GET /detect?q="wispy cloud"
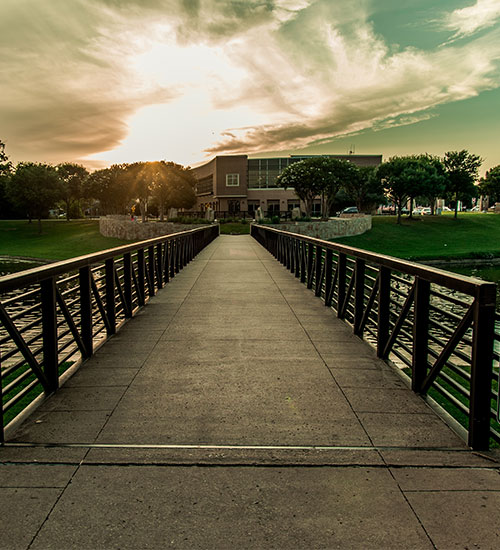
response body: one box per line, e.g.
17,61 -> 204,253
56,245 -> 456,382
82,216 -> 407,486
1,0 -> 500,167
443,0 -> 500,40
207,1 -> 500,155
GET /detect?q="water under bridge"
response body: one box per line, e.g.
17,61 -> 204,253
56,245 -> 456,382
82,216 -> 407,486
0,230 -> 499,549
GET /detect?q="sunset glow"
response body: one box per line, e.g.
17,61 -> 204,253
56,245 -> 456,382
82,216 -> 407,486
1,0 -> 500,172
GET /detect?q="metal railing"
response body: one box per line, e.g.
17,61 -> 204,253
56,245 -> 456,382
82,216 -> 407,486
252,224 -> 498,450
0,224 -> 219,440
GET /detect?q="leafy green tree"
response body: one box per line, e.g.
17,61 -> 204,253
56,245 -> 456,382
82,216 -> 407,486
84,164 -> 132,215
6,162 -> 62,233
56,163 -> 89,221
376,157 -> 414,224
0,140 -> 14,218
479,165 -> 500,204
277,159 -> 324,216
342,166 -> 385,213
277,157 -> 357,217
126,162 -> 150,222
404,154 -> 446,217
0,140 -> 12,179
443,150 -> 482,218
149,161 -> 196,221
417,155 -> 447,215
377,155 -> 447,222
317,158 -> 360,218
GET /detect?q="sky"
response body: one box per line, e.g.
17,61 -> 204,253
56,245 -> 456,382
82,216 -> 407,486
1,0 -> 500,174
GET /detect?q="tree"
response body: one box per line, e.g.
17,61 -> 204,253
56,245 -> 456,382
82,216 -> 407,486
342,165 -> 385,213
6,162 -> 62,233
56,163 -> 89,221
376,157 -> 414,224
416,155 -> 447,215
276,159 -> 323,216
0,140 -> 14,218
149,161 -> 196,221
84,164 -> 133,215
443,150 -> 482,218
403,154 -> 446,217
127,162 -> 150,222
277,157 -> 356,217
479,165 -> 500,204
317,158 -> 359,218
0,140 -> 12,179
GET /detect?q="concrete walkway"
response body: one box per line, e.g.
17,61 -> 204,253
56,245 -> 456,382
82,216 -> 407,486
1,235 -> 500,549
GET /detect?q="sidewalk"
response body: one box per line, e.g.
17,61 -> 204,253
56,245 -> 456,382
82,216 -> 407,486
1,235 -> 499,549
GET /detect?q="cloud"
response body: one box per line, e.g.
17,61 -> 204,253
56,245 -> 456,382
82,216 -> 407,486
206,0 -> 500,155
1,0 -> 500,168
443,0 -> 500,40
0,0 -> 178,164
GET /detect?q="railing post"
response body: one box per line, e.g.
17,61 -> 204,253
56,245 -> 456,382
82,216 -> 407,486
0,367 -> 3,443
148,245 -> 155,297
290,238 -> 295,274
468,282 -> 496,450
175,239 -> 180,273
314,245 -> 322,297
41,277 -> 59,392
337,253 -> 347,316
170,241 -> 176,279
137,249 -> 145,306
123,253 -> 133,318
156,243 -> 163,289
412,278 -> 430,392
79,266 -> 93,358
164,241 -> 170,284
353,259 -> 365,335
300,241 -> 306,283
294,240 -> 300,278
307,243 -> 314,289
377,266 -> 391,358
324,249 -> 333,306
105,259 -> 116,336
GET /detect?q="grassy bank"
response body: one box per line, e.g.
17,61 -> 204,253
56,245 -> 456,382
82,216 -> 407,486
0,219 -> 131,261
332,213 -> 500,260
219,221 -> 250,235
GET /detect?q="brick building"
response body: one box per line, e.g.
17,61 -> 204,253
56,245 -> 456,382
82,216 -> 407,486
191,154 -> 382,216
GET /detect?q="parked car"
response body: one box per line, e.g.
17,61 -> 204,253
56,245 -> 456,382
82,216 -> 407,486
412,207 -> 423,215
341,206 -> 359,214
421,207 -> 432,215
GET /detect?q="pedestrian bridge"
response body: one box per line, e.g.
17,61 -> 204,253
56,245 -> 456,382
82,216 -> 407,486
0,231 -> 499,549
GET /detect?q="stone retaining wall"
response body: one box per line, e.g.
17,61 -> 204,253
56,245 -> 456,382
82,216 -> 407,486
263,215 -> 371,240
99,215 -> 210,240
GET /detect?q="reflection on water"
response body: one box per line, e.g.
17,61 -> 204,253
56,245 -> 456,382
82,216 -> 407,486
0,257 -> 46,277
445,263 -> 500,306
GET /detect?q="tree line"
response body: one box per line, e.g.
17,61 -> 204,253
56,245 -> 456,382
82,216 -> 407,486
277,151 -> 500,223
0,140 -> 197,233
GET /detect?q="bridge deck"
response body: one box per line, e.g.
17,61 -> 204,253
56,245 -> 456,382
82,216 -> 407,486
1,235 -> 499,549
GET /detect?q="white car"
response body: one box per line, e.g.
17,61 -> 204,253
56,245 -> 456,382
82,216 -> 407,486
421,207 -> 432,215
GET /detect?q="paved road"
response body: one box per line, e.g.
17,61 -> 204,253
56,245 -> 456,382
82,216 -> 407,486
1,235 -> 500,549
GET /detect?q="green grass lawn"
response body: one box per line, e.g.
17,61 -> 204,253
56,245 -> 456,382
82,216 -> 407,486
0,219 -> 131,261
219,222 -> 250,235
332,213 -> 500,260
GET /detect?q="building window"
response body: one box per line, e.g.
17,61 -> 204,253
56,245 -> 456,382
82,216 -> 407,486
267,200 -> 280,215
226,173 -> 240,187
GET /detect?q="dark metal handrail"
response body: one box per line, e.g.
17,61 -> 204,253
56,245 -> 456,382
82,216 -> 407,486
0,224 -> 219,439
251,223 -> 498,451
